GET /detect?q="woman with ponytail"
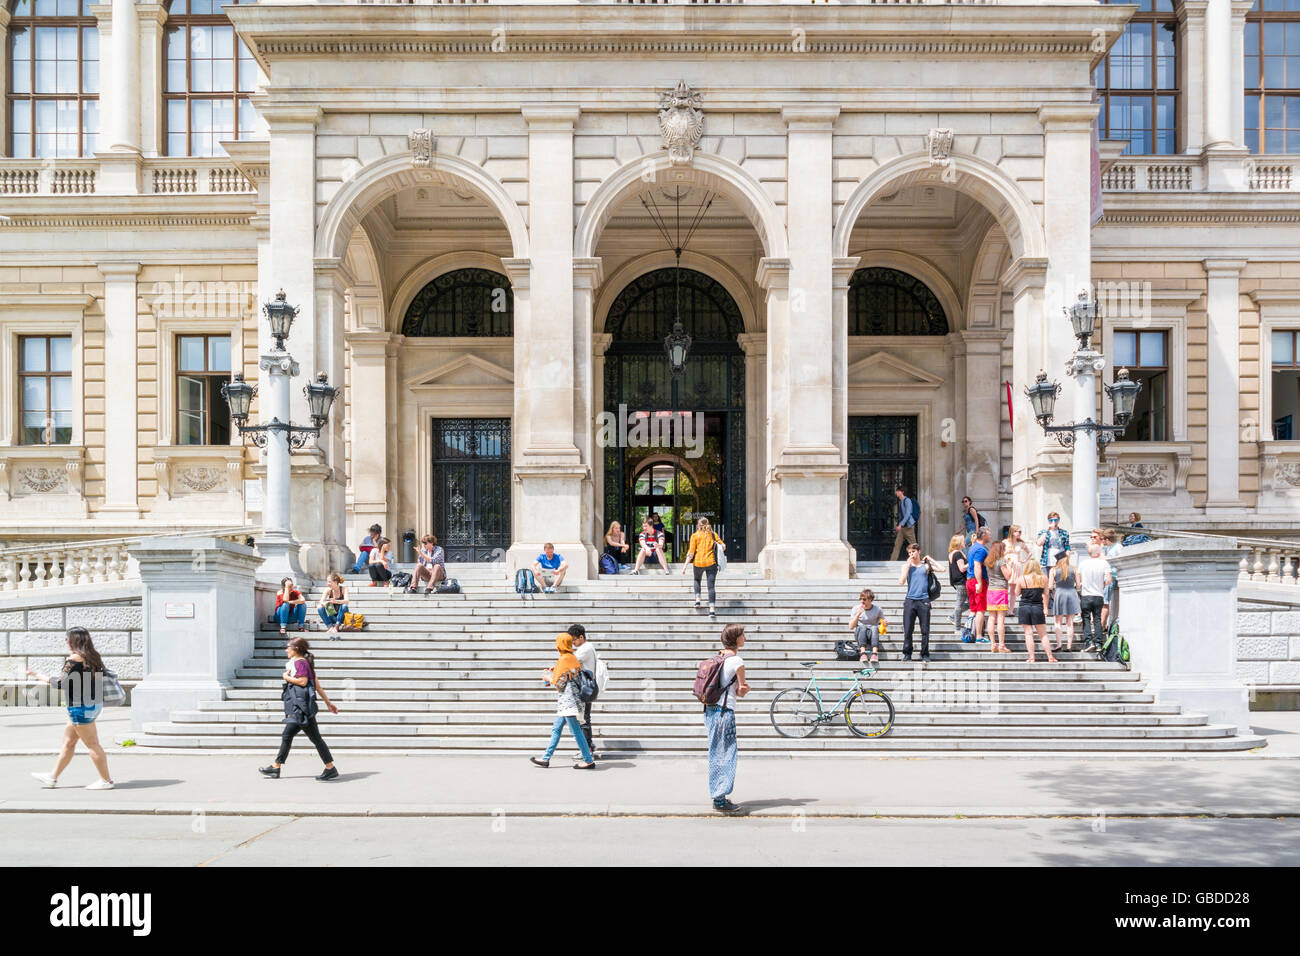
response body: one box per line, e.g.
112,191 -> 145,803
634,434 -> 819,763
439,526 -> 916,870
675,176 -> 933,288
259,636 -> 340,780
26,627 -> 115,790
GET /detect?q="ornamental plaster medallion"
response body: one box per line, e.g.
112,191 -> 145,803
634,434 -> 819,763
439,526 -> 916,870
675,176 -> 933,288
409,129 -> 434,168
927,128 -> 954,165
17,467 -> 67,493
176,467 -> 226,494
659,81 -> 704,167
1118,463 -> 1168,489
1276,462 -> 1300,488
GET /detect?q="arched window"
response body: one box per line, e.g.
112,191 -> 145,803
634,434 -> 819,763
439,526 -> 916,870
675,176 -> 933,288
401,269 -> 513,337
848,268 -> 949,336
6,0 -> 99,158
605,267 -> 743,343
163,0 -> 261,156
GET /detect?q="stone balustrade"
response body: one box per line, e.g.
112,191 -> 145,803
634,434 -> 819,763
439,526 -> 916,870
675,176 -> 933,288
0,159 -> 252,198
1239,543 -> 1300,589
1101,155 -> 1296,193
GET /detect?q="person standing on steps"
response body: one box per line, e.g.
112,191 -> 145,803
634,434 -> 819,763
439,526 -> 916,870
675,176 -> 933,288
27,627 -> 115,790
983,540 -> 1012,654
570,624 -> 600,760
1036,512 -> 1070,570
1015,561 -> 1055,663
849,588 -> 886,664
946,533 -> 969,632
682,516 -> 725,617
966,527 -> 991,644
1049,550 -> 1080,652
530,633 -> 596,769
1077,541 -> 1113,654
260,637 -> 340,781
275,576 -> 307,634
889,486 -> 918,561
317,572 -> 350,637
959,496 -> 984,548
898,543 -> 938,662
706,623 -> 749,814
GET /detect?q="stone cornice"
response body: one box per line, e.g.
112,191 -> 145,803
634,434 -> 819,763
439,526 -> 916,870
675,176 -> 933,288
0,212 -> 254,230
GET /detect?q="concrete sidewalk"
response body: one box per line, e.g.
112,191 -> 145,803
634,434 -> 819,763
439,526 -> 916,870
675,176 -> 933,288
3,715 -> 1300,819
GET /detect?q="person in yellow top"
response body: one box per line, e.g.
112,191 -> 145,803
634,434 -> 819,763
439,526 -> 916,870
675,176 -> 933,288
681,516 -> 726,617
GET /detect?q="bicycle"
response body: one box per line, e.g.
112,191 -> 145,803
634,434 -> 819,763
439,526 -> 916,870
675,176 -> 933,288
769,662 -> 895,739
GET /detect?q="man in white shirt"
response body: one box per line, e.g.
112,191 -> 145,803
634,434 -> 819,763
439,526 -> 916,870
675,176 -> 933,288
569,624 -> 600,759
1077,543 -> 1112,653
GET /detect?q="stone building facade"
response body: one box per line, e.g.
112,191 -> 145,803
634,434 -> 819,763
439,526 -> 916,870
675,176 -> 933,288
1,0 -> 1298,580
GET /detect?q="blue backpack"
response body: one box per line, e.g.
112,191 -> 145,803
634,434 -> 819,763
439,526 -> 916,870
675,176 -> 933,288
514,568 -> 538,598
599,553 -> 619,575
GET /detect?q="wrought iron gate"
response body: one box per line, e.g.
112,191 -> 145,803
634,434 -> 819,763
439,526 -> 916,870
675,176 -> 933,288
847,415 -> 918,561
431,418 -> 511,562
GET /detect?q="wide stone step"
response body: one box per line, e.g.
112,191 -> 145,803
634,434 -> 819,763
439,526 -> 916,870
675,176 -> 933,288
222,686 -> 1156,702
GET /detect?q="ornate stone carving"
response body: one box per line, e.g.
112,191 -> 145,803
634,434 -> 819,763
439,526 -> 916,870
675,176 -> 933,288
1277,462 -> 1300,488
1118,463 -> 1169,489
17,467 -> 68,494
409,128 -> 434,168
927,128 -> 954,165
176,467 -> 227,494
658,81 -> 703,167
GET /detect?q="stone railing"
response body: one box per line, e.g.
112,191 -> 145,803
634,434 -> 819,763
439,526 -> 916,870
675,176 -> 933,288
1113,525 -> 1300,592
1247,161 -> 1294,191
0,160 -> 98,195
147,159 -> 254,195
0,526 -> 258,594
1101,159 -> 1201,192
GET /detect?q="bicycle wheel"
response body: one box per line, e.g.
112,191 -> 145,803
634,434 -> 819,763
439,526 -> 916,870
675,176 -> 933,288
845,688 -> 895,738
770,688 -> 821,738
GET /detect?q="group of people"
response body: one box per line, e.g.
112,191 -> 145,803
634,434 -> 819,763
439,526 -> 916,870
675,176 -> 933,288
352,524 -> 448,595
603,511 -> 675,575
605,516 -> 726,615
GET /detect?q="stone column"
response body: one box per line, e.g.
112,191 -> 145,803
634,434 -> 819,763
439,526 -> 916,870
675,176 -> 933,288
0,6 -> 10,151
1202,0 -> 1251,188
136,2 -> 167,157
1177,1 -> 1207,153
591,331 -> 612,541
1230,0 -> 1255,150
346,330 -> 395,552
831,256 -> 858,557
737,332 -> 768,562
97,0 -> 142,193
308,257 -> 351,576
505,107 -> 593,578
957,329 -> 1006,525
573,257 -> 604,554
128,536 -> 263,731
1108,538 -> 1254,737
98,261 -> 141,519
1204,258 -> 1247,510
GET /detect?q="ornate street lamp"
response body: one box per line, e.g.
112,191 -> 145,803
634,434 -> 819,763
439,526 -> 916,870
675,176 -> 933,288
220,373 -> 256,428
264,289 -> 298,351
1106,367 -> 1141,428
665,318 -> 692,377
305,371 -> 340,429
1066,289 -> 1098,349
1025,370 -> 1061,426
642,185 -> 713,378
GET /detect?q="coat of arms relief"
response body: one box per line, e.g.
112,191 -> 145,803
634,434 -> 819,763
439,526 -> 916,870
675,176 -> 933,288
659,81 -> 704,167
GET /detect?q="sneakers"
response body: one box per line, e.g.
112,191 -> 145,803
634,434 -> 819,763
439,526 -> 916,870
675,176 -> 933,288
85,779 -> 115,790
708,605 -> 716,618
258,765 -> 281,778
529,756 -> 550,768
694,599 -> 701,608
316,766 -> 340,781
31,772 -> 57,788
543,586 -> 556,594
920,654 -> 932,663
663,568 -> 672,575
901,654 -> 913,662
712,798 -> 742,814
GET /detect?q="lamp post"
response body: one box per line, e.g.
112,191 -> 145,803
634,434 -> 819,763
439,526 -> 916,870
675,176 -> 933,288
1026,290 -> 1141,546
221,290 -> 338,580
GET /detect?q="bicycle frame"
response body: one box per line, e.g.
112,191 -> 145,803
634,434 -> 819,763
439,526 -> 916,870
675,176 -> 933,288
803,666 -> 875,720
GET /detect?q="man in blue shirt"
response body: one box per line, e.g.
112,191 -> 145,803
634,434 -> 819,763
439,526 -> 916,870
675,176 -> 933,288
532,543 -> 568,593
889,486 -> 918,561
965,527 -> 991,643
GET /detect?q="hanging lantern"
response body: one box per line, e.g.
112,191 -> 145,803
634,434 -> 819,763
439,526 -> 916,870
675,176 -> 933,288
1066,289 -> 1098,349
263,289 -> 299,350
304,371 -> 339,428
1025,370 -> 1061,424
665,319 -> 692,377
220,373 -> 256,426
1106,366 -> 1142,428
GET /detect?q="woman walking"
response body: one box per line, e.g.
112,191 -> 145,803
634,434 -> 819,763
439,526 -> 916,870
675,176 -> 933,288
946,533 -> 968,632
275,577 -> 307,635
316,572 -> 350,637
1049,550 -> 1081,651
259,637 -> 340,780
682,516 -> 726,618
530,633 -> 596,769
26,628 -> 115,790
1016,561 -> 1055,663
983,541 -> 1012,653
367,536 -> 394,587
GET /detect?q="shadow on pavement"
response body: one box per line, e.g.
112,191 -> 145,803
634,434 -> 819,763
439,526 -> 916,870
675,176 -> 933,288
102,779 -> 185,790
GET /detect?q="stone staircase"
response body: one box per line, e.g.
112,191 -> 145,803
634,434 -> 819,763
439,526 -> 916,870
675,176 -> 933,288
131,562 -> 1265,754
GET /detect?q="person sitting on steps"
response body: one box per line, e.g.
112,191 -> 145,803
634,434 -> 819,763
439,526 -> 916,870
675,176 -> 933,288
409,534 -> 446,595
849,588 -> 886,665
367,537 -> 394,588
533,543 -> 568,593
632,518 -> 670,575
275,577 -> 307,635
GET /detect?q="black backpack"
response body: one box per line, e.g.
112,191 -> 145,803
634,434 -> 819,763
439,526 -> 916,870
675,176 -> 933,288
572,668 -> 599,703
434,578 -> 461,594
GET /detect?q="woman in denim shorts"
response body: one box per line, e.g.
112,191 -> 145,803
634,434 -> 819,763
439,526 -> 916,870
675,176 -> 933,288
26,627 -> 115,790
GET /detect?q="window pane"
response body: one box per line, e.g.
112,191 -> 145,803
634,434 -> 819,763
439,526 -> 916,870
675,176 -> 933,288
48,336 -> 71,371
178,410 -> 203,446
22,414 -> 48,445
1139,331 -> 1166,366
178,376 -> 206,445
1149,371 -> 1168,441
208,379 -> 231,445
179,336 -> 206,371
22,377 -> 48,416
1114,332 -> 1137,367
22,337 -> 47,372
50,375 -> 72,412
208,336 -> 231,372
1275,330 -> 1296,366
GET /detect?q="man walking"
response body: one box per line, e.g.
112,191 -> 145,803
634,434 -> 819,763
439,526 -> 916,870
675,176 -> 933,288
705,623 -> 748,814
569,624 -> 600,759
890,486 -> 918,561
1077,542 -> 1113,653
966,527 -> 991,643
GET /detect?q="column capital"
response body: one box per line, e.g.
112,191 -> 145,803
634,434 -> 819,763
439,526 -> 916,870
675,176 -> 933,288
136,1 -> 168,28
782,105 -> 840,131
592,332 -> 613,355
521,106 -> 580,131
0,6 -> 10,29
96,260 -> 142,279
345,329 -> 396,359
756,257 -> 791,291
832,256 -> 861,289
314,256 -> 355,290
501,257 -> 531,290
88,3 -> 111,27
1230,0 -> 1254,19
1000,256 -> 1049,296
257,104 -> 323,132
736,332 -> 767,357
1176,0 -> 1208,22
1038,105 -> 1099,132
573,257 -> 604,290
1203,257 -> 1248,275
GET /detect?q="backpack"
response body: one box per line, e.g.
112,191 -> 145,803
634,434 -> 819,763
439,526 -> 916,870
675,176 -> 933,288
514,568 -> 538,598
692,653 -> 735,706
595,658 -> 610,694
391,571 -> 412,589
959,611 -> 976,643
909,496 -> 920,525
572,668 -> 599,703
599,553 -> 619,575
1100,622 -> 1130,666
434,578 -> 461,594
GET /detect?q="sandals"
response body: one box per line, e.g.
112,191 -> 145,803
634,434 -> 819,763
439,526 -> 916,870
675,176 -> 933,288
279,627 -> 287,635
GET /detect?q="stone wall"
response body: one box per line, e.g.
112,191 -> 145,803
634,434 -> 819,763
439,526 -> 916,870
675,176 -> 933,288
1237,598 -> 1300,708
0,594 -> 143,706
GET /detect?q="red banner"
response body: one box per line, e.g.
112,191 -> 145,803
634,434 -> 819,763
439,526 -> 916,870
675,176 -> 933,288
1005,380 -> 1014,430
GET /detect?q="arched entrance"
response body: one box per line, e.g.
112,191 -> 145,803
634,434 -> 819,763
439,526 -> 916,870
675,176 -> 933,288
602,267 -> 745,562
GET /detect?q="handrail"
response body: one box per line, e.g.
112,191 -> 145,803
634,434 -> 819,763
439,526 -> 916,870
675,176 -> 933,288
0,526 -> 258,559
1109,524 -> 1300,551
1109,524 -> 1300,589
